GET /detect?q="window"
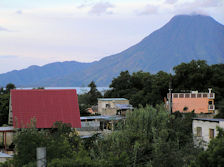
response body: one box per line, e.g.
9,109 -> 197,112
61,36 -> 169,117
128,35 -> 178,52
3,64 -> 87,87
196,127 -> 202,137
208,101 -> 213,105
209,129 -> 214,139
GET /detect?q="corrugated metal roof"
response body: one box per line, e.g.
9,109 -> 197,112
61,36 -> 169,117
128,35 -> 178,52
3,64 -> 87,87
115,104 -> 133,110
11,89 -> 81,128
193,118 -> 224,122
98,98 -> 127,101
80,115 -> 125,121
0,127 -> 14,131
0,152 -> 12,158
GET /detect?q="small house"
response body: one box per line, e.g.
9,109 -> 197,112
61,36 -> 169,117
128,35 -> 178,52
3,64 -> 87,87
167,88 -> 215,114
97,98 -> 133,116
192,118 -> 224,148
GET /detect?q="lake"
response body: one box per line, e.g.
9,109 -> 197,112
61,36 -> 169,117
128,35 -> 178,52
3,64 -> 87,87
16,87 -> 110,95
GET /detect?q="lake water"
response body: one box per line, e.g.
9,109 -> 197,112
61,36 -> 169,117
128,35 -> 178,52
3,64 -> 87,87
16,87 -> 110,95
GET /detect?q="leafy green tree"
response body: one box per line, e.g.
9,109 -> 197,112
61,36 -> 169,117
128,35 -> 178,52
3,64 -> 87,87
214,99 -> 224,118
13,127 -> 49,166
209,64 -> 224,106
13,121 -> 79,166
0,83 -> 16,125
5,83 -> 16,93
87,81 -> 102,105
0,93 -> 10,126
78,81 -> 102,116
92,105 -> 199,167
194,127 -> 224,167
173,60 -> 212,92
104,70 -> 170,107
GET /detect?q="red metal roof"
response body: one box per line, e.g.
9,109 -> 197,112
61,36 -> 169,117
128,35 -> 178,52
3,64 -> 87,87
11,89 -> 81,128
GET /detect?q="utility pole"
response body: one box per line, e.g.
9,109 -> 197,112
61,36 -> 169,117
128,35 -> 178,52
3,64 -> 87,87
37,147 -> 46,167
168,80 -> 172,114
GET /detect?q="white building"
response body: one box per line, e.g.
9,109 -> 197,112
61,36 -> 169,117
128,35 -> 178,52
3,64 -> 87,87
192,118 -> 224,148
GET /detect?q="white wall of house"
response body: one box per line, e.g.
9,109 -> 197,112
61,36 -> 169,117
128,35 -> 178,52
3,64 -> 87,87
192,119 -> 224,148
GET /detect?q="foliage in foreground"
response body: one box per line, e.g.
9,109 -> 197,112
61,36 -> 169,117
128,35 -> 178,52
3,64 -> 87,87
192,127 -> 224,167
91,106 -> 200,167
7,105 -> 224,167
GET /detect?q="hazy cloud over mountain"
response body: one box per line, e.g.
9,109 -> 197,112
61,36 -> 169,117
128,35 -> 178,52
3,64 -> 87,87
137,4 -> 159,15
88,2 -> 115,15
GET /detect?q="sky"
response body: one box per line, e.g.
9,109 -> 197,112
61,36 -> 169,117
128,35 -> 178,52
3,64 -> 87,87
0,0 -> 224,73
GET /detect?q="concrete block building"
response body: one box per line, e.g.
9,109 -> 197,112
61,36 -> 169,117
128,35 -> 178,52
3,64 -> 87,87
97,98 -> 133,116
167,89 -> 215,114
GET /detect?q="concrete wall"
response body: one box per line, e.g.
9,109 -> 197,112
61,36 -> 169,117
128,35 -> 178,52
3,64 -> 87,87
77,121 -> 100,131
100,108 -> 117,116
172,97 -> 211,114
0,132 -> 14,147
98,100 -> 129,115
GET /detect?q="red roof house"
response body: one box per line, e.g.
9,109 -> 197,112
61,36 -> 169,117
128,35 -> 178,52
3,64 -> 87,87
9,89 -> 81,128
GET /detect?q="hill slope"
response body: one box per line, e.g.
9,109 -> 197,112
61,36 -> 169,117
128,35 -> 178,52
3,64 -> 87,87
0,14 -> 223,87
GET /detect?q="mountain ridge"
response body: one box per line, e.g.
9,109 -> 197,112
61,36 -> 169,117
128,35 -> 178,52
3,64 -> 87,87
0,14 -> 223,87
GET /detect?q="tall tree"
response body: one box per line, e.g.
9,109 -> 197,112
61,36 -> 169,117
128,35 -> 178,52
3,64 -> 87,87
173,60 -> 212,92
87,81 -> 102,105
5,83 -> 16,93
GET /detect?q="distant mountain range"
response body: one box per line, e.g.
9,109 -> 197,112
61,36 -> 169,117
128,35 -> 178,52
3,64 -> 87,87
0,14 -> 224,87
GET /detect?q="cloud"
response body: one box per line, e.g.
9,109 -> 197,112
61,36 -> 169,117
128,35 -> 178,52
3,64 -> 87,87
0,26 -> 9,32
88,2 -> 115,15
0,55 -> 18,59
16,10 -> 23,15
172,0 -> 223,15
137,4 -> 159,15
165,0 -> 178,4
199,0 -> 222,7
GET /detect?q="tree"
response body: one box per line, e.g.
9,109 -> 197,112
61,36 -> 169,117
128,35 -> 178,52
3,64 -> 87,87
209,64 -> 224,106
87,81 -> 102,105
104,70 -> 170,107
0,93 -> 10,126
173,60 -> 212,92
194,127 -> 224,167
92,105 -> 200,167
214,99 -> 224,118
13,122 -> 79,166
5,83 -> 16,93
78,81 -> 102,116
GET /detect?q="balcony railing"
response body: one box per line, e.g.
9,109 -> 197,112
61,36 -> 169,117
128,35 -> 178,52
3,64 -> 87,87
208,93 -> 215,99
208,105 -> 215,110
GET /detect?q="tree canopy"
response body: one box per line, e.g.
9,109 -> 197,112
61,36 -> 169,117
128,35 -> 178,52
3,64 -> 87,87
104,60 -> 224,111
